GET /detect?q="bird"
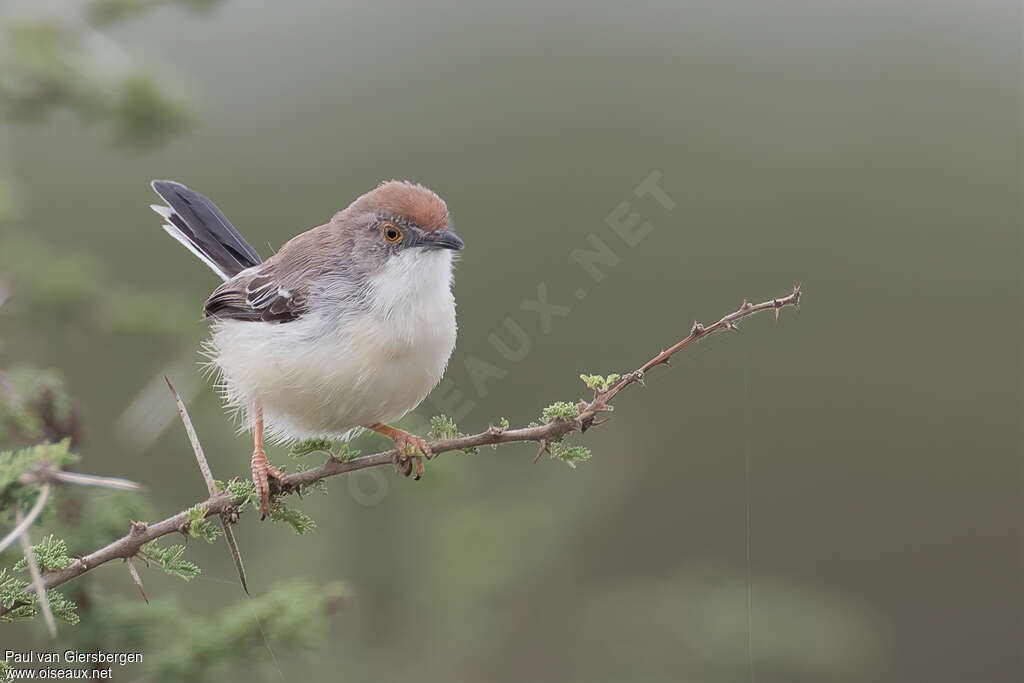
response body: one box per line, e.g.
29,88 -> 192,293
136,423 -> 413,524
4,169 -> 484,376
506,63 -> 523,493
149,179 -> 463,517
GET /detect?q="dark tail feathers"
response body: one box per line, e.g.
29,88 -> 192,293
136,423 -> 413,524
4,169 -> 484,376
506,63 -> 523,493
150,180 -> 262,281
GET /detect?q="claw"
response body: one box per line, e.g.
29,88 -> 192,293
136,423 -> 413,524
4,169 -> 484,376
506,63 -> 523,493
365,423 -> 432,480
251,448 -> 286,520
395,433 -> 431,480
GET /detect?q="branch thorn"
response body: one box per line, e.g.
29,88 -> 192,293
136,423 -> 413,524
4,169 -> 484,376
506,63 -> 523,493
125,558 -> 149,604
533,439 -> 550,463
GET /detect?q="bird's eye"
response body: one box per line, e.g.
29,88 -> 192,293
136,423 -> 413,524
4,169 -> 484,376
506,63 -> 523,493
382,223 -> 403,244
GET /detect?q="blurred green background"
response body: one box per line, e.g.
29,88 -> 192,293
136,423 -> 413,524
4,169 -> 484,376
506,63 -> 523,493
1,1 -> 1020,681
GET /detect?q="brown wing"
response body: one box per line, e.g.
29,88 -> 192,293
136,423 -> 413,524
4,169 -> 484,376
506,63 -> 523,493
204,267 -> 309,323
203,222 -> 343,324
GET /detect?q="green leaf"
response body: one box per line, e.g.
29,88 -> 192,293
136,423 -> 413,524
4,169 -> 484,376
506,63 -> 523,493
289,437 -> 358,463
12,534 -> 72,572
333,443 -> 360,462
428,414 -> 478,453
267,501 -> 316,535
139,542 -> 199,581
0,568 -> 78,624
183,504 -> 221,543
548,442 -> 592,469
225,479 -> 258,512
288,437 -> 334,459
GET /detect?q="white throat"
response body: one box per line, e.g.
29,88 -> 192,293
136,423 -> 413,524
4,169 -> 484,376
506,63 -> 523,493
365,248 -> 456,323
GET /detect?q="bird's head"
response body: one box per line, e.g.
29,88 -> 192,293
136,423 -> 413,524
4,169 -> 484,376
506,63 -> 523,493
334,180 -> 462,273
329,181 -> 462,314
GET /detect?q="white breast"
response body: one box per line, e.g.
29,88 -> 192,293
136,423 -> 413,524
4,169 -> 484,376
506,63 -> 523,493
208,249 -> 457,443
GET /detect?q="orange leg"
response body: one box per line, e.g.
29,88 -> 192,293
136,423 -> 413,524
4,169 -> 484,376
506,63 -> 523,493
251,405 -> 285,519
363,423 -> 432,479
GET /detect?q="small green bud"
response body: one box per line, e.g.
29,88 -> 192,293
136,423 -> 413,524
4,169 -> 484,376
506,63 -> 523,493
428,414 -> 460,440
541,401 -> 580,423
579,373 -> 621,392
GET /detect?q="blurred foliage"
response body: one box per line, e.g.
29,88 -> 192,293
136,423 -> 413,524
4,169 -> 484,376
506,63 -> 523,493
0,4 -> 346,678
0,377 -> 343,676
0,22 -> 191,148
0,567 -> 80,624
0,367 -> 80,448
0,230 -> 196,338
0,441 -> 79,516
88,0 -> 223,27
0,443 -> 86,627
0,180 -> 16,223
0,0 -> 224,148
63,578 -> 351,683
565,569 -> 887,681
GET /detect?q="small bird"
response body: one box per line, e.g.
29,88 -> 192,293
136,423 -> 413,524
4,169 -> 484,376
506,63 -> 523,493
150,179 -> 463,517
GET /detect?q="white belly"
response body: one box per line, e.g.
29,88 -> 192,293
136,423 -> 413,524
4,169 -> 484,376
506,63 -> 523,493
207,251 -> 457,442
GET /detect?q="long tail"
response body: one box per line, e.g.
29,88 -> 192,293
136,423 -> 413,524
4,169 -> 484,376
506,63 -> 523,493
150,180 -> 262,281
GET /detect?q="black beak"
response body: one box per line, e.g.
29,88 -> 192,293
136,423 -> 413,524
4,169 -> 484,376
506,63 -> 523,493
423,230 -> 464,251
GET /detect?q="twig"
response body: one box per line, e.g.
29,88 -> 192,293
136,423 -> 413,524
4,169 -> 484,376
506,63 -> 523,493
595,286 -> 801,407
0,286 -> 800,616
166,378 -> 249,594
0,482 -> 52,555
166,377 -> 217,491
15,510 -> 56,638
36,469 -> 143,492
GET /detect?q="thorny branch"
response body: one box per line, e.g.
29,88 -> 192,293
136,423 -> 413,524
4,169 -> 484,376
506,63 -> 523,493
0,285 -> 801,617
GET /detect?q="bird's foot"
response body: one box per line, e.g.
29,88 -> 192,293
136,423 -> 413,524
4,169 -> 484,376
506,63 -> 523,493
364,423 -> 432,480
395,431 -> 432,480
251,447 -> 286,519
